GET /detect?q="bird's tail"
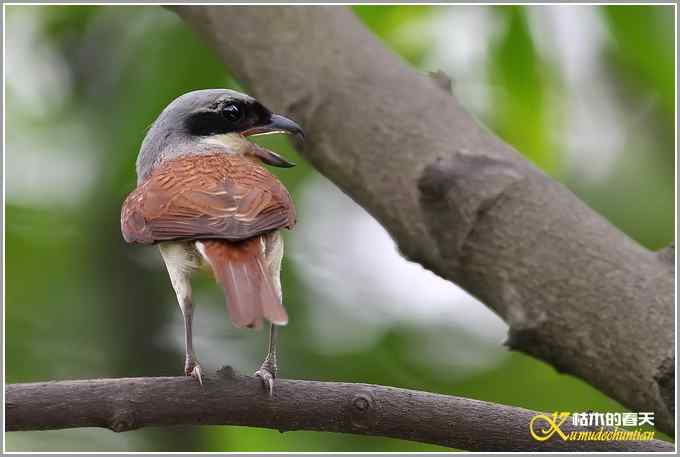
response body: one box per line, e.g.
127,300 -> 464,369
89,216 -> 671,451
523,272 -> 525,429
197,238 -> 288,329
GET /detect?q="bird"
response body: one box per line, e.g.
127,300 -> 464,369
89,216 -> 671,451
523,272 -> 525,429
120,89 -> 303,394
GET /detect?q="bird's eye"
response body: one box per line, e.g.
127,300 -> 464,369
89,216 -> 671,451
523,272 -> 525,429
222,103 -> 244,122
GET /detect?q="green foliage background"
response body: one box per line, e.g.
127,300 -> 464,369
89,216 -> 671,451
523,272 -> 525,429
5,5 -> 675,452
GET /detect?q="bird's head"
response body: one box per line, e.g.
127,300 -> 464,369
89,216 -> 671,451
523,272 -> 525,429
137,89 -> 303,181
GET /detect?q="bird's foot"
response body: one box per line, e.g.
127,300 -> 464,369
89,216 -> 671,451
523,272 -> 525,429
255,359 -> 277,397
185,360 -> 203,386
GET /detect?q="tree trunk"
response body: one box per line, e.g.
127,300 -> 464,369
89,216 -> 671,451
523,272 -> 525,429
171,5 -> 675,435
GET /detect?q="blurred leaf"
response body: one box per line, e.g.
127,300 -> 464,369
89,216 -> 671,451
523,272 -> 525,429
353,5 -> 434,65
488,6 -> 558,175
602,6 -> 675,118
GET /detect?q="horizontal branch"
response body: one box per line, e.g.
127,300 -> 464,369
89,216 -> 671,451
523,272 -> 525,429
172,6 -> 675,435
5,371 -> 673,452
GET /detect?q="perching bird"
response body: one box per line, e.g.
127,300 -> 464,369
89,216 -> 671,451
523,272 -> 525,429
120,89 -> 302,394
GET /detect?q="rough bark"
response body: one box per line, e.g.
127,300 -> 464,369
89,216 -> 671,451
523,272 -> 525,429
5,371 -> 674,452
171,6 -> 675,435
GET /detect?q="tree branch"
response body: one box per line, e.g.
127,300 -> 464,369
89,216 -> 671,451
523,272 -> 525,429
5,371 -> 673,451
171,6 -> 675,435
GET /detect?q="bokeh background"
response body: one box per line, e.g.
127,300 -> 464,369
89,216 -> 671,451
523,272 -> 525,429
5,4 -> 675,452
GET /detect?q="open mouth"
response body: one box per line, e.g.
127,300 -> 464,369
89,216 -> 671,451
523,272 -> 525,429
243,128 -> 290,137
242,114 -> 304,140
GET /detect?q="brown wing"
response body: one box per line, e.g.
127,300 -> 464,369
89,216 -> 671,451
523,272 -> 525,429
121,153 -> 296,244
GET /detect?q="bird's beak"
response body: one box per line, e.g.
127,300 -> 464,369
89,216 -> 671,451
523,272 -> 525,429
243,114 -> 305,140
243,114 -> 303,168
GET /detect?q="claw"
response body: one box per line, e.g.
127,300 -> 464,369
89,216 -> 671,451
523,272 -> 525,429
186,362 -> 203,387
255,368 -> 275,397
192,364 -> 204,386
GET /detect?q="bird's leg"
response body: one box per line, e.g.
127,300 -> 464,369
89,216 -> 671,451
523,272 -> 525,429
159,243 -> 203,386
181,299 -> 203,386
255,323 -> 278,396
255,232 -> 285,396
